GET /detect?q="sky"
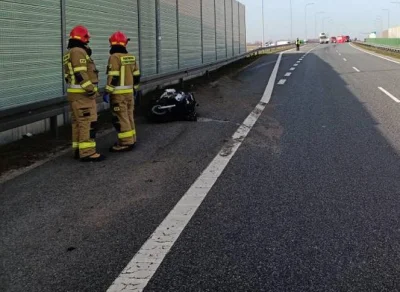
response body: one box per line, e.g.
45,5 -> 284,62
239,0 -> 400,43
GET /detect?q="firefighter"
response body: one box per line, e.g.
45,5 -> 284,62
296,38 -> 300,51
63,25 -> 105,162
103,31 -> 141,152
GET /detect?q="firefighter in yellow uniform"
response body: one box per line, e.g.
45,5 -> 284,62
103,31 -> 141,152
63,25 -> 105,162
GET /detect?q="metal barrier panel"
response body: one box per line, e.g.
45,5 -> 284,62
65,0 -> 139,89
225,0 -> 233,58
202,0 -> 217,64
178,0 -> 202,69
159,0 -> 178,73
232,0 -> 240,55
0,0 -> 63,110
239,3 -> 246,53
215,0 -> 226,60
139,0 -> 157,76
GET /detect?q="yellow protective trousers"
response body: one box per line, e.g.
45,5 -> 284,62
110,94 -> 136,146
68,94 -> 98,158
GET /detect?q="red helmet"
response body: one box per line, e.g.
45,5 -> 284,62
109,31 -> 130,47
69,25 -> 90,43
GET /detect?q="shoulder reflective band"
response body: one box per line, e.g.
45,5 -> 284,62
79,142 -> 96,149
63,54 -> 70,65
120,56 -> 136,65
73,66 -> 87,72
108,71 -> 120,76
118,130 -> 136,139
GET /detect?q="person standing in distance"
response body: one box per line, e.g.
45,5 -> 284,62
63,25 -> 105,162
103,31 -> 141,152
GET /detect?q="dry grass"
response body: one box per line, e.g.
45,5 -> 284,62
354,42 -> 400,60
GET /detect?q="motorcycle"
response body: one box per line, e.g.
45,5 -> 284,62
148,89 -> 198,123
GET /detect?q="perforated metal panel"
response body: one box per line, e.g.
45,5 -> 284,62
159,0 -> 178,73
202,0 -> 216,64
232,0 -> 240,55
239,3 -> 246,53
0,0 -> 62,110
215,0 -> 226,60
178,0 -> 202,69
225,0 -> 233,58
66,0 -> 139,88
139,0 -> 157,76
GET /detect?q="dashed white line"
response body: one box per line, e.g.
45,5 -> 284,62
294,64 -> 298,67
106,47 -> 290,292
343,58 -> 347,61
297,61 -> 301,63
338,53 -> 342,56
284,72 -> 292,77
352,67 -> 360,72
378,87 -> 400,103
277,79 -> 287,85
290,67 -> 296,71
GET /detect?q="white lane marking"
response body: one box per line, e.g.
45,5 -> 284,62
338,53 -> 342,56
297,60 -> 301,63
106,47 -> 293,292
352,67 -> 360,72
294,64 -> 299,67
277,79 -> 287,85
350,43 -> 400,65
290,67 -> 296,71
284,72 -> 292,77
343,58 -> 347,62
378,87 -> 400,103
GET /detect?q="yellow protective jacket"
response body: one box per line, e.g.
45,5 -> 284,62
105,53 -> 141,95
63,47 -> 99,96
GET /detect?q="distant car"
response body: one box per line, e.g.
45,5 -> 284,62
330,36 -> 337,43
345,36 -> 350,42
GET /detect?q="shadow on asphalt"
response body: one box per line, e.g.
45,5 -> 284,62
144,51 -> 400,291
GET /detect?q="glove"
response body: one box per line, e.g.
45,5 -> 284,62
103,92 -> 110,103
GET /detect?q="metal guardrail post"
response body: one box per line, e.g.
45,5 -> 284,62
200,0 -> 204,64
155,0 -> 161,74
176,0 -> 180,69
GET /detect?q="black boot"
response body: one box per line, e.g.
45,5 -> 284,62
74,149 -> 79,160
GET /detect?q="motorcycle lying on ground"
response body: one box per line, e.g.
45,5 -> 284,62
148,89 -> 198,123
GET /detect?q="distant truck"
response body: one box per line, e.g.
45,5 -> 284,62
319,32 -> 329,44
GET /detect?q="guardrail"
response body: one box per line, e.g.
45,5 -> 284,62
0,43 -> 293,136
355,41 -> 400,53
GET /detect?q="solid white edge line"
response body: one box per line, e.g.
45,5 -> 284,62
352,67 -> 360,72
277,79 -> 287,85
350,43 -> 400,65
107,45 -> 301,292
378,87 -> 400,103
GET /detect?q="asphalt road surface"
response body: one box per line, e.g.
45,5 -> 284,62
2,43 -> 400,292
